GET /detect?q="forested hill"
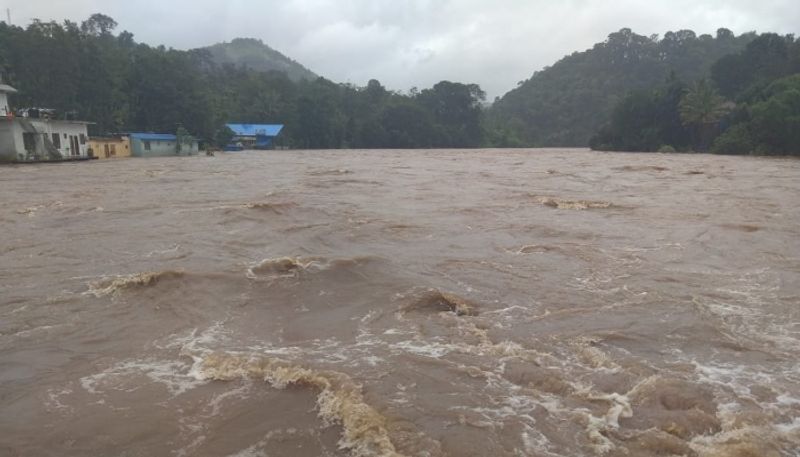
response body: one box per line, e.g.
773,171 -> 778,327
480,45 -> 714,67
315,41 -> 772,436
589,33 -> 800,156
1,15 -> 793,153
0,14 -> 486,149
488,28 -> 756,147
200,38 -> 317,82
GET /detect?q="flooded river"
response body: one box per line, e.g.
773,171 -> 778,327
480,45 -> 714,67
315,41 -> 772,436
1,149 -> 799,457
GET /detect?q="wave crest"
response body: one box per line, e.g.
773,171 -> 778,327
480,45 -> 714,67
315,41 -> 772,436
197,353 -> 406,457
246,257 -> 318,279
242,202 -> 297,213
533,195 -> 614,210
400,290 -> 478,316
87,270 -> 185,297
246,256 -> 378,280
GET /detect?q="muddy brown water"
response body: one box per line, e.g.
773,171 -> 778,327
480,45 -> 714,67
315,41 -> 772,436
1,149 -> 798,457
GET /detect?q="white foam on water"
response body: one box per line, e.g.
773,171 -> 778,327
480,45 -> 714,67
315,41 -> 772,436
175,434 -> 208,457
519,424 -> 557,457
392,339 -> 452,358
691,360 -> 777,400
245,256 -> 326,280
80,358 -> 204,397
776,417 -> 800,434
225,443 -> 269,457
12,324 -> 63,338
208,381 -> 253,417
45,386 -> 74,412
144,244 -> 181,257
776,394 -> 800,406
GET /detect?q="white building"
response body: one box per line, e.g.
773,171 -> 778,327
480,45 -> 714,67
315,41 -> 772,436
0,81 -> 92,163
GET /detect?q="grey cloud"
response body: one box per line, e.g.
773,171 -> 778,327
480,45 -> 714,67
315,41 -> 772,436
5,0 -> 798,98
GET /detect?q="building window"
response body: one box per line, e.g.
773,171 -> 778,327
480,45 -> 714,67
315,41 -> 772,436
23,133 -> 36,152
63,133 -> 67,139
79,134 -> 86,145
104,144 -> 110,158
110,144 -> 116,156
144,141 -> 151,151
51,133 -> 61,149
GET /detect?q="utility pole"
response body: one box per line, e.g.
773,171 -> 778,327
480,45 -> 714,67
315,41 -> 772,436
5,9 -> 10,25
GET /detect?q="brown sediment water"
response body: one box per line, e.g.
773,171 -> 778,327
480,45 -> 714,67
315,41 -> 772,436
1,148 -> 799,456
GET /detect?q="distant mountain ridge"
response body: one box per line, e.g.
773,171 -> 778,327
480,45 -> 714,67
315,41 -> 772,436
200,38 -> 317,82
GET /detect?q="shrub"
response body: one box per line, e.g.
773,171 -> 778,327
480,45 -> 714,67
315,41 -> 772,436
711,124 -> 754,154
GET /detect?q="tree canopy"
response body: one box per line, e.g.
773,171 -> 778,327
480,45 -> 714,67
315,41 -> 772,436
590,33 -> 800,155
489,28 -> 755,147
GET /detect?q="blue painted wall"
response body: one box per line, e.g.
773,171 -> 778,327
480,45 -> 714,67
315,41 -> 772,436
129,133 -> 199,157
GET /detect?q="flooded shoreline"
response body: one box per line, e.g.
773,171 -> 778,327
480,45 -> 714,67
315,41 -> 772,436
1,148 -> 799,456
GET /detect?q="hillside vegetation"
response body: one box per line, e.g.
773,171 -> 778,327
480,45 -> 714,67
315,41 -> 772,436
1,14 -> 796,154
590,34 -> 800,155
488,28 -> 755,147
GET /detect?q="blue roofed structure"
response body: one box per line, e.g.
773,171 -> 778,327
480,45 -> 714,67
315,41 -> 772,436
225,123 -> 284,150
129,133 -> 179,142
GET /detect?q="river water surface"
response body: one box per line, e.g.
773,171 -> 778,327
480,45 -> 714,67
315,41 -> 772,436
1,149 -> 799,457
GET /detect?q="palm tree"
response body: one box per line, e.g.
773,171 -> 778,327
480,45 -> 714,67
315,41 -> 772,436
679,79 -> 730,151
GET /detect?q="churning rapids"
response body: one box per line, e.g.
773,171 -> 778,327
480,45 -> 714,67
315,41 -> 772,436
1,149 -> 799,457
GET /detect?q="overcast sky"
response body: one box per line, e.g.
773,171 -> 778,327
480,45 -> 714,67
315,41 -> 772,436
4,0 -> 798,98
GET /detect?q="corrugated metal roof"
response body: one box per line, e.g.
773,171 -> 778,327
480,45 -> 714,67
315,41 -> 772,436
129,133 -> 178,141
226,124 -> 284,137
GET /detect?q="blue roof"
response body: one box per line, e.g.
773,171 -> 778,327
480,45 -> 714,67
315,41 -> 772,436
129,133 -> 178,141
226,124 -> 284,137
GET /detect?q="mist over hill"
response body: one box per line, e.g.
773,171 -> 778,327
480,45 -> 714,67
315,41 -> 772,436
199,38 -> 318,81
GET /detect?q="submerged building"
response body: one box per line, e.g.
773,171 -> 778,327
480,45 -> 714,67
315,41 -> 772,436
225,124 -> 283,150
88,136 -> 131,159
0,81 -> 92,163
129,133 -> 199,157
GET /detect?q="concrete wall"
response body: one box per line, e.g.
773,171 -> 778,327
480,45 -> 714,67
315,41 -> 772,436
29,120 -> 90,158
0,93 -> 9,117
89,137 -> 131,159
0,119 -> 20,162
130,138 -> 199,157
0,119 -> 90,162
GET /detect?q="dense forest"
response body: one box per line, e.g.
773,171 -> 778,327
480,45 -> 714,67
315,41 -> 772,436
0,14 -> 485,148
0,14 -> 797,154
488,28 -> 757,147
589,34 -> 800,155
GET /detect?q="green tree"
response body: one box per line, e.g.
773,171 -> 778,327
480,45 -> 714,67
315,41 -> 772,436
589,76 -> 691,152
175,126 -> 191,154
712,33 -> 799,99
679,79 -> 729,150
80,14 -> 117,36
713,74 -> 800,155
418,81 -> 485,147
213,125 -> 235,148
